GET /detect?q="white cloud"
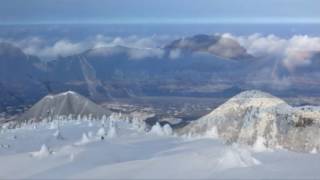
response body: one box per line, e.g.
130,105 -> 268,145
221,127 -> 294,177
0,35 -> 172,60
39,40 -> 85,58
208,36 -> 246,59
2,33 -> 320,68
228,34 -> 320,71
169,49 -> 181,59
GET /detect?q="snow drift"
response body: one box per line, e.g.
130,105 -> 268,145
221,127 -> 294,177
179,90 -> 320,152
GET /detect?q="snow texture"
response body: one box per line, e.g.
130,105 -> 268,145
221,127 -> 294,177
1,118 -> 320,179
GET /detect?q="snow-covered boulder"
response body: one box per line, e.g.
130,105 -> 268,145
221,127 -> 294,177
179,90 -> 320,152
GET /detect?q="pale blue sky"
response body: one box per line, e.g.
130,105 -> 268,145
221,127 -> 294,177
0,0 -> 319,24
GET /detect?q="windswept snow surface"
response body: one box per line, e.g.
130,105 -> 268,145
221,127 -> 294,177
1,119 -> 320,179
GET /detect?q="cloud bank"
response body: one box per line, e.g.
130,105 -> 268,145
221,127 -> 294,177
0,35 -> 172,60
226,33 -> 320,71
1,33 -> 320,71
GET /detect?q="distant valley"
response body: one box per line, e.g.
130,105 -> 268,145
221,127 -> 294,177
1,34 -> 320,118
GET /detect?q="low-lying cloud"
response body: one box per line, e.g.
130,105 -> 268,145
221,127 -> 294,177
225,33 -> 320,71
1,33 -> 320,71
0,35 -> 172,60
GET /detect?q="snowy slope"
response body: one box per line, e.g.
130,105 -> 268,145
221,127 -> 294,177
179,90 -> 320,152
1,117 -> 320,179
17,91 -> 111,123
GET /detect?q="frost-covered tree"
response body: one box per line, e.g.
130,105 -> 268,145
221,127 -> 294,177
77,114 -> 82,121
101,115 -> 107,126
149,122 -> 163,136
149,123 -> 173,136
53,129 -> 64,140
32,144 -> 50,158
163,124 -> 173,136
88,121 -> 93,127
97,127 -> 106,137
75,133 -> 90,145
107,119 -> 118,138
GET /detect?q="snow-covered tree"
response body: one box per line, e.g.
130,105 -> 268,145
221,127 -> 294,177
149,122 -> 163,136
101,115 -> 107,126
32,144 -> 50,158
88,121 -> 93,127
107,119 -> 118,138
96,127 -> 106,137
75,133 -> 90,145
163,124 -> 173,136
149,123 -> 173,136
53,129 -> 64,140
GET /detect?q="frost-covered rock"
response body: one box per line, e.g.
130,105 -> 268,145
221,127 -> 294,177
179,90 -> 320,153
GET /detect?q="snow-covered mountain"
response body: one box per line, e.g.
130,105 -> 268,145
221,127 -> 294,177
17,91 -> 111,123
179,90 -> 320,152
164,34 -> 252,60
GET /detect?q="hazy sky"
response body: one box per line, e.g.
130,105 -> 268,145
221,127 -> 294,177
1,0 -> 320,24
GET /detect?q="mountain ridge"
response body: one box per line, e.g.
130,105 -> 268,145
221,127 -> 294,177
179,90 -> 320,152
17,91 -> 111,123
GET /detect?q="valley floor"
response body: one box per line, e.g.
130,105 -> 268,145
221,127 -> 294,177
1,120 -> 320,179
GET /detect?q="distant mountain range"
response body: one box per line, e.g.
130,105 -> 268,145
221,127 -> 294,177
164,34 -> 252,60
1,34 -> 320,114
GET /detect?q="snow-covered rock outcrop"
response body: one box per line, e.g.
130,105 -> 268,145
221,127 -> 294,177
18,91 -> 111,123
179,90 -> 320,152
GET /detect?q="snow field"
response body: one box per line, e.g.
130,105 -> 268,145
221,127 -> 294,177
1,117 -> 320,179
